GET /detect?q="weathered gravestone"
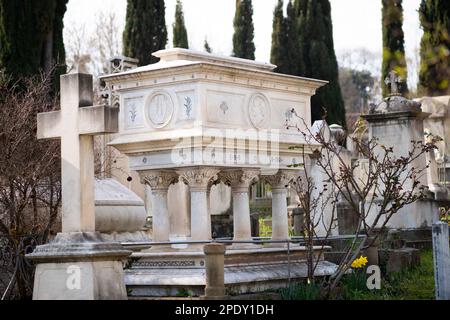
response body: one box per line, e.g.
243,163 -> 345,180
362,71 -> 439,229
26,74 -> 131,300
432,221 -> 450,300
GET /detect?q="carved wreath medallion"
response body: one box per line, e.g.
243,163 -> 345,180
146,91 -> 174,128
248,93 -> 270,130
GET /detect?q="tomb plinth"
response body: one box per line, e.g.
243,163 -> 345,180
362,71 -> 439,229
100,48 -> 337,297
27,73 -> 131,300
28,232 -> 130,300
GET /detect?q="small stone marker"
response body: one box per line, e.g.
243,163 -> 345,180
432,221 -> 450,300
384,70 -> 402,95
203,243 -> 227,300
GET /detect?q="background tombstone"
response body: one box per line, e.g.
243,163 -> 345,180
27,73 -> 131,300
362,71 -> 438,229
432,221 -> 450,300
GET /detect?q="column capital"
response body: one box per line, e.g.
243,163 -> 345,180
178,167 -> 220,192
139,170 -> 178,192
263,170 -> 297,190
219,169 -> 260,192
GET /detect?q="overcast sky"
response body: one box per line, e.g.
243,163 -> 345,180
65,0 -> 422,86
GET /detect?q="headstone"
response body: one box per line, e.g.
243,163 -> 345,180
336,196 -> 359,235
292,207 -> 305,236
27,74 -> 131,300
432,221 -> 450,300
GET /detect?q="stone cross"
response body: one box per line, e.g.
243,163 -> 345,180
37,73 -> 118,233
432,221 -> 450,300
384,70 -> 402,95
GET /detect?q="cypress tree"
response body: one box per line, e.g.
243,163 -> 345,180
123,0 -> 168,66
173,0 -> 188,49
382,0 -> 408,96
0,0 -> 68,78
232,0 -> 256,60
286,0 -> 301,76
270,0 -> 288,73
294,0 -> 346,126
419,0 -> 450,96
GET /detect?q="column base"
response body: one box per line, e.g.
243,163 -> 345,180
27,232 -> 131,300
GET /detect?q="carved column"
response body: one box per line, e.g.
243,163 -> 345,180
140,170 -> 178,242
178,167 -> 220,242
264,170 -> 296,242
220,169 -> 260,244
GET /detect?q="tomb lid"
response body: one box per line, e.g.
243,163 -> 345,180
102,48 -> 276,78
95,178 -> 144,206
368,95 -> 422,114
100,49 -> 327,89
153,48 -> 277,71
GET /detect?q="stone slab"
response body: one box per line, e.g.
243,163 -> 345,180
126,261 -> 337,297
123,245 -> 336,297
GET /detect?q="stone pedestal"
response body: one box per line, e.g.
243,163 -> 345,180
27,233 -> 131,300
203,244 -> 227,300
362,90 -> 435,229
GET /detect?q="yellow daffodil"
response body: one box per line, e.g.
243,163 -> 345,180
351,256 -> 369,269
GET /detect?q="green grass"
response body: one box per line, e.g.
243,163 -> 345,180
280,250 -> 436,300
280,282 -> 323,300
342,250 -> 435,300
